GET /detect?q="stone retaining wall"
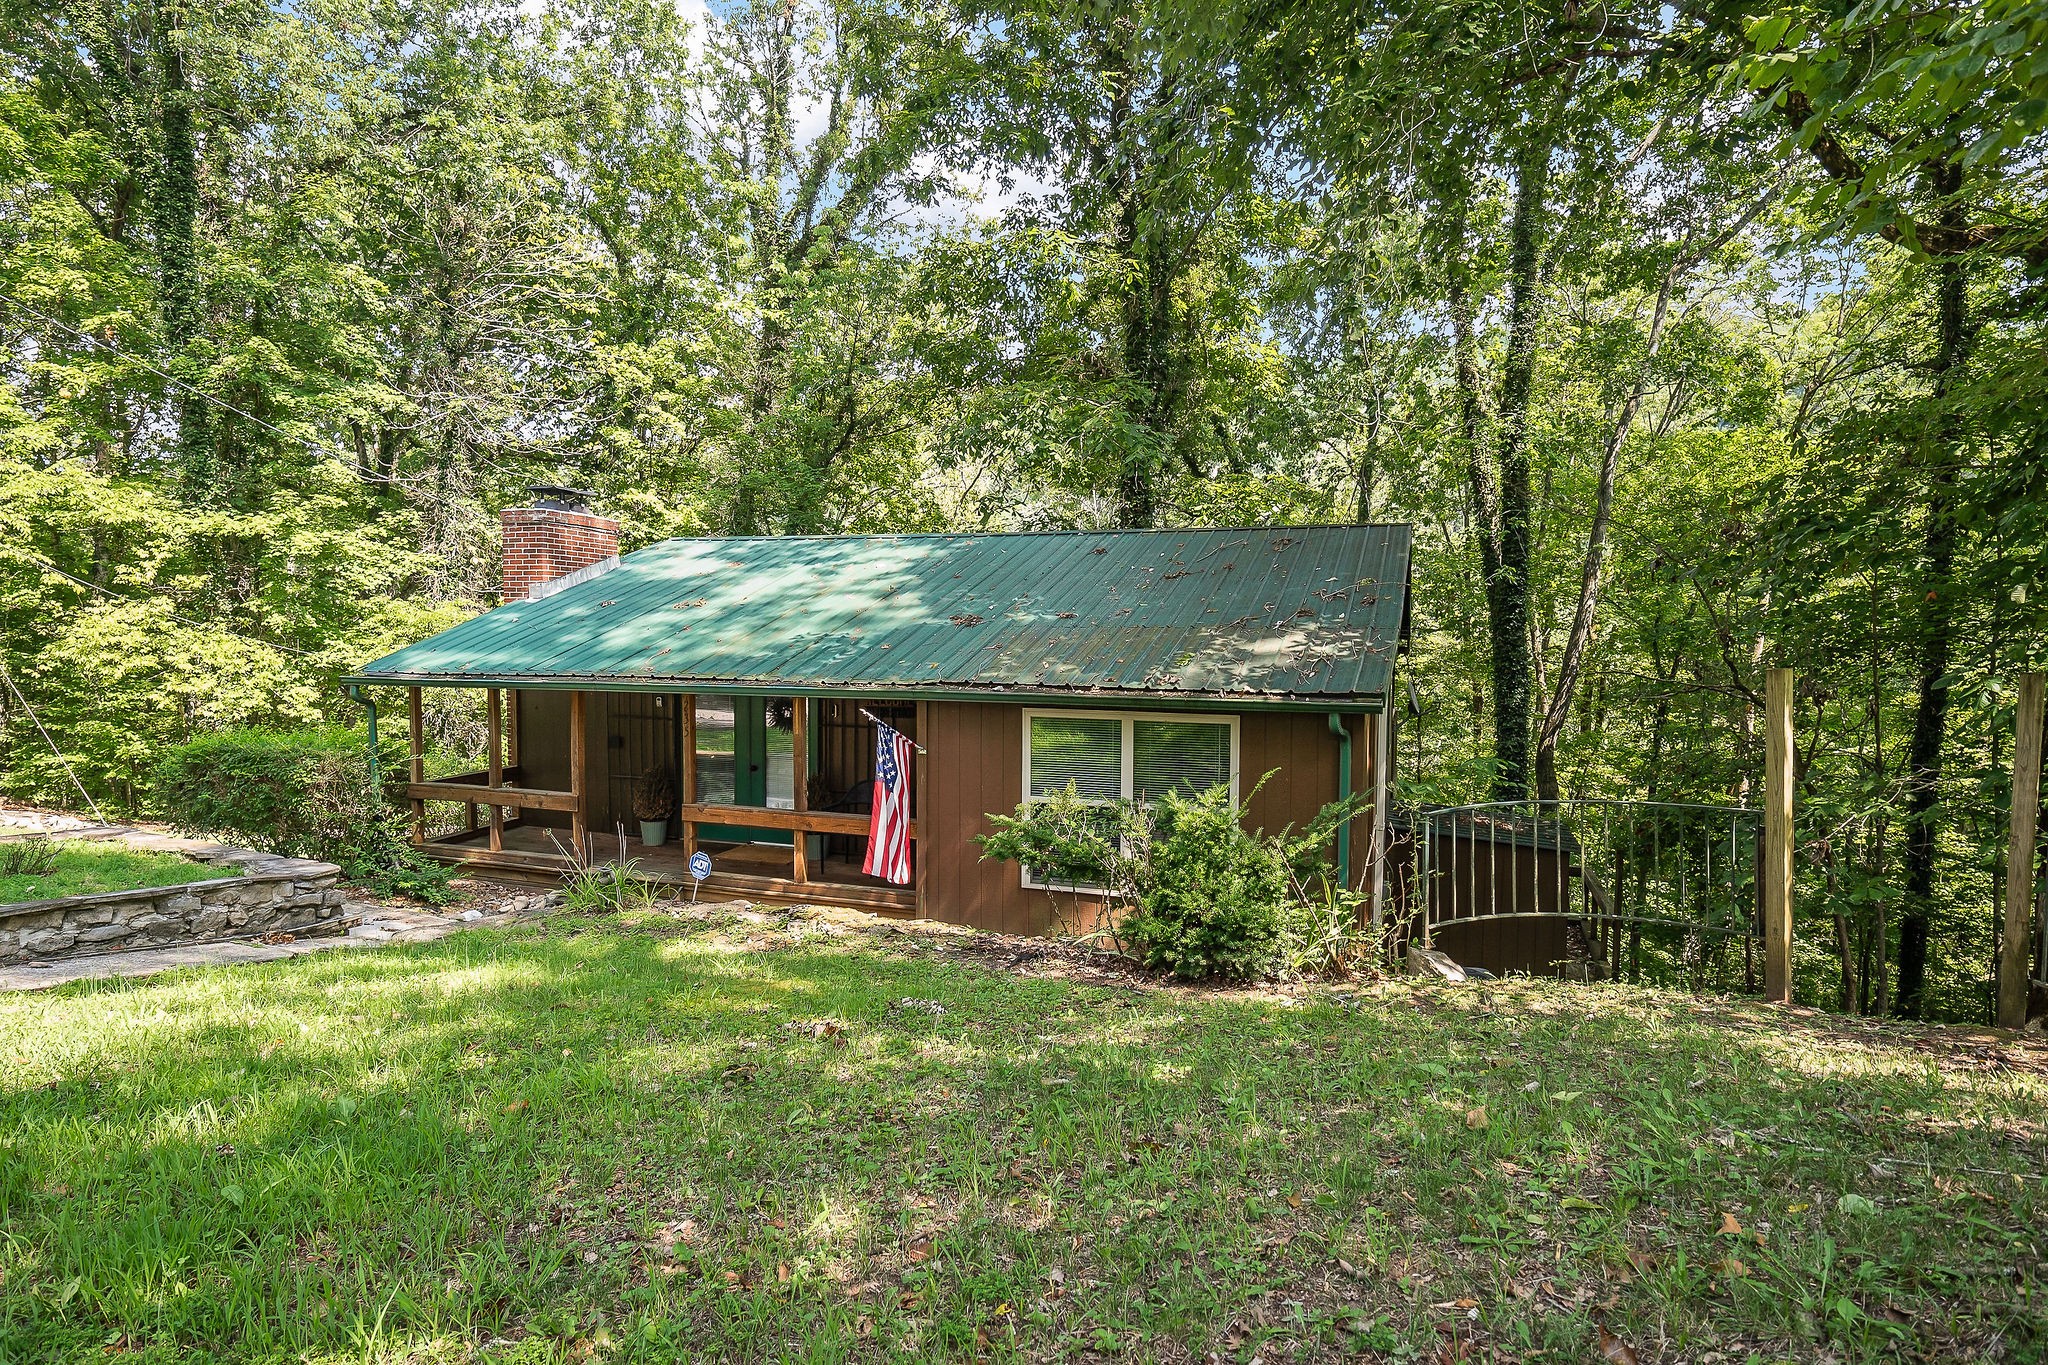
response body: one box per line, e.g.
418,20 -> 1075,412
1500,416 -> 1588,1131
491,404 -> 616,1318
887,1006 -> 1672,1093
0,834 -> 344,965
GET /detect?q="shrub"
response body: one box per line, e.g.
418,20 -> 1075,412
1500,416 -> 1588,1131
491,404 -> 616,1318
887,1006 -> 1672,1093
561,859 -> 658,913
152,727 -> 460,905
0,836 -> 57,878
978,782 -> 1132,895
979,779 -> 1377,982
1122,787 -> 1294,981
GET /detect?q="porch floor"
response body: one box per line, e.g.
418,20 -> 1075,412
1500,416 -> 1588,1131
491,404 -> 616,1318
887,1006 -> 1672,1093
422,822 -> 917,916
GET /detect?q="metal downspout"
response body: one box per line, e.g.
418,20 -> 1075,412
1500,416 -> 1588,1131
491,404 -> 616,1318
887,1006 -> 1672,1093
1329,712 -> 1351,889
344,684 -> 380,792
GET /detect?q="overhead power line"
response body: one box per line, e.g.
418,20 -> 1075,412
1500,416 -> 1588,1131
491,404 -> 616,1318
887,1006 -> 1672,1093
0,661 -> 106,822
1,295 -> 534,490
16,549 -> 321,657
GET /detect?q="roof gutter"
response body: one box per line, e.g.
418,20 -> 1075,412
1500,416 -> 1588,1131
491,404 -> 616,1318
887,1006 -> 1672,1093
1329,712 -> 1351,889
333,675 -> 1390,715
342,684 -> 380,793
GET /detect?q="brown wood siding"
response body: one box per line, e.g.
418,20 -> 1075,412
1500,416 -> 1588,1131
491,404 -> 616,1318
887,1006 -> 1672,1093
516,690 -> 637,833
516,691 -> 1378,936
922,702 -> 1375,937
1243,711 -> 1375,880
923,701 -> 1049,935
515,690 -> 572,831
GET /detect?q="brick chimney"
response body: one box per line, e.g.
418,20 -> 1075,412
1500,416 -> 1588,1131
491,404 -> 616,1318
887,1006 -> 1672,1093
501,486 -> 619,602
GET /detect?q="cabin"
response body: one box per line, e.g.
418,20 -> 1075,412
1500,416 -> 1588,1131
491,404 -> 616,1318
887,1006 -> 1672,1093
345,490 -> 1412,937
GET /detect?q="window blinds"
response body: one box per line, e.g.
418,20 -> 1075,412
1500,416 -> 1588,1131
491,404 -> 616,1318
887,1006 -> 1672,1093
1132,720 -> 1232,800
1027,715 -> 1123,799
1027,714 -> 1233,803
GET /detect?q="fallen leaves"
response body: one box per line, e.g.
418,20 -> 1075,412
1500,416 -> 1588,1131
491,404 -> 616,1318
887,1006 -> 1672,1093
1595,1323 -> 1640,1364
786,1020 -> 849,1047
1718,1211 -> 1744,1236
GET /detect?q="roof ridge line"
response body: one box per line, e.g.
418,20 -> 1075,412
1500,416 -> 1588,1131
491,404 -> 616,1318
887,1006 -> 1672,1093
628,523 -> 1415,549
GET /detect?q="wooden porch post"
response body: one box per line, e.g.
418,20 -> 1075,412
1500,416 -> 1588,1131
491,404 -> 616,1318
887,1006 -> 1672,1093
915,700 -> 929,918
569,690 -> 589,859
1997,673 -> 2044,1028
791,697 -> 809,882
407,686 -> 425,846
680,693 -> 697,865
1763,668 -> 1795,1005
487,687 -> 505,852
506,688 -> 521,830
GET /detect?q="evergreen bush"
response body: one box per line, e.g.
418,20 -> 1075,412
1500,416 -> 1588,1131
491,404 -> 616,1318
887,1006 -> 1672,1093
152,727 -> 459,904
980,779 -> 1374,982
1120,786 -> 1293,981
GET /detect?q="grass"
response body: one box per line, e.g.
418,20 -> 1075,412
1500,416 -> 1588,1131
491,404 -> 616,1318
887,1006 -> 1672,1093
0,839 -> 234,904
1,905 -> 2043,1364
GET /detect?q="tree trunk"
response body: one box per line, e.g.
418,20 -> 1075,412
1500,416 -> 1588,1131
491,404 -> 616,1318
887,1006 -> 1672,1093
1895,165 -> 1975,1018
1111,81 -> 1184,531
1486,136 -> 1551,801
1535,265 -> 1677,801
1355,387 -> 1383,524
155,2 -> 212,501
1115,222 -> 1173,527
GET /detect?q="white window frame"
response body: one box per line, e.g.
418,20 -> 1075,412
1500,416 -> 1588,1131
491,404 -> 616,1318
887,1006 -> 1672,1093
1018,708 -> 1240,892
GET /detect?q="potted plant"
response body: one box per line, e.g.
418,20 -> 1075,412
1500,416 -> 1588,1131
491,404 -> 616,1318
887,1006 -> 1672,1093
633,767 -> 676,847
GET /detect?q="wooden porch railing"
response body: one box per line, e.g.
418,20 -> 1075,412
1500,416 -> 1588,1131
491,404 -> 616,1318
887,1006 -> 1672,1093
674,804 -> 916,838
407,683 -> 581,853
402,687 -> 920,910
408,771 -> 579,811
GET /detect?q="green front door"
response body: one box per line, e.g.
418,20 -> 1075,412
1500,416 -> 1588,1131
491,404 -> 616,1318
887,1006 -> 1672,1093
695,697 -> 792,845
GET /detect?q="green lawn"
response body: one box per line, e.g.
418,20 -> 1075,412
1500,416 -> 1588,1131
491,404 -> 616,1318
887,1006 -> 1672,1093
0,839 -> 234,904
1,907 -> 2043,1364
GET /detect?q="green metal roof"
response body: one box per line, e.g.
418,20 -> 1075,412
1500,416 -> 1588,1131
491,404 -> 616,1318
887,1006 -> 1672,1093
346,526 -> 1412,710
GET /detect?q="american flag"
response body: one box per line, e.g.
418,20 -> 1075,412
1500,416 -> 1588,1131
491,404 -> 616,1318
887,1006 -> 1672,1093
862,719 -> 915,885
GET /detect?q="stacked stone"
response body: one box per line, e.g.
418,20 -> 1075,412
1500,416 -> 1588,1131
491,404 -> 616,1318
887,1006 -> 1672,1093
0,851 -> 344,965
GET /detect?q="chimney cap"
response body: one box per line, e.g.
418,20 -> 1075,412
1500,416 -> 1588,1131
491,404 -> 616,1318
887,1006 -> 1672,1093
526,484 -> 601,515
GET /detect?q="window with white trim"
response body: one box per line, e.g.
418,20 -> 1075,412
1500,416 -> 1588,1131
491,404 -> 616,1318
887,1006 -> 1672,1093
1020,709 -> 1238,890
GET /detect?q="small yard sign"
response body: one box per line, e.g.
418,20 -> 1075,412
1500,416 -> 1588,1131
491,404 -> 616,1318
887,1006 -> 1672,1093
688,850 -> 711,903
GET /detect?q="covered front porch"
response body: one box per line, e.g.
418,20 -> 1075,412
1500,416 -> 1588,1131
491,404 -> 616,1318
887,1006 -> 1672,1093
400,686 -> 921,916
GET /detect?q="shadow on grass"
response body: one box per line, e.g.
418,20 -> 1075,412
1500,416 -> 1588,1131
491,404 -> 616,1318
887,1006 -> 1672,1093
0,920 -> 2043,1364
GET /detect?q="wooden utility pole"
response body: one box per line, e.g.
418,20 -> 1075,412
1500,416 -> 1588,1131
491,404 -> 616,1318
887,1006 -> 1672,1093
1763,668 -> 1795,1004
1997,672 -> 2044,1029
